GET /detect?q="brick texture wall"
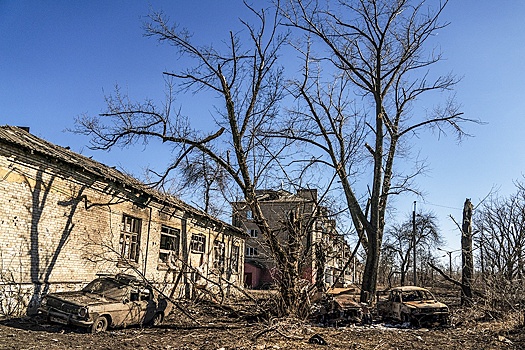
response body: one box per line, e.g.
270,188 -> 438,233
0,141 -> 244,316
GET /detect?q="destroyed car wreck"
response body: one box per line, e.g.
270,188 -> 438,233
311,288 -> 363,326
376,286 -> 450,327
38,273 -> 172,333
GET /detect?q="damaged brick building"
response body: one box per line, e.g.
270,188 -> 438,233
0,125 -> 246,316
233,189 -> 361,289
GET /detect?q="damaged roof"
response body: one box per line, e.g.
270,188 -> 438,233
253,189 -> 318,202
0,125 -> 244,236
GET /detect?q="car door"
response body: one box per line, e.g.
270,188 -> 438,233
391,291 -> 402,320
140,288 -> 159,324
128,288 -> 153,325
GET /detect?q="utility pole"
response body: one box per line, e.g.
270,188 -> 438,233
440,249 -> 453,276
413,201 -> 417,286
437,247 -> 460,278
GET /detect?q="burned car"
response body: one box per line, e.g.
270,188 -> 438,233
311,288 -> 363,326
376,286 -> 450,327
38,273 -> 172,333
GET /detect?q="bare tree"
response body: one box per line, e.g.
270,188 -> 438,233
383,211 -> 442,286
279,0 -> 475,302
74,3 -> 326,317
475,183 -> 525,282
377,242 -> 397,287
472,183 -> 525,321
177,153 -> 229,217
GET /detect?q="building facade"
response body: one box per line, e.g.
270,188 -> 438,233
0,125 -> 246,316
233,189 -> 358,289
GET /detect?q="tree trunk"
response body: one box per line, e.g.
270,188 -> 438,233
360,231 -> 380,303
461,198 -> 474,306
315,242 -> 326,293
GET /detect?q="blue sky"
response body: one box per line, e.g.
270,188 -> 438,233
1,1 -> 525,261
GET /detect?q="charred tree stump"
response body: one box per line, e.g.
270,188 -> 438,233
461,198 -> 474,306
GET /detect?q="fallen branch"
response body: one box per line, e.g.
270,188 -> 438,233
253,323 -> 280,339
427,262 -> 485,299
253,318 -> 305,341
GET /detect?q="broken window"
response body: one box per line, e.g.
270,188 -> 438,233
392,291 -> 401,303
231,244 -> 240,272
130,288 -> 151,302
120,215 -> 141,262
213,240 -> 225,272
159,225 -> 180,264
246,247 -> 258,257
190,233 -> 206,253
324,268 -> 333,284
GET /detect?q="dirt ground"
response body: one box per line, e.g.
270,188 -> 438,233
1,299 -> 524,350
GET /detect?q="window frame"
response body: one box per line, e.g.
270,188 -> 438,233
245,247 -> 258,257
159,225 -> 181,264
213,240 -> 226,272
231,244 -> 240,272
120,215 -> 142,263
190,233 -> 206,254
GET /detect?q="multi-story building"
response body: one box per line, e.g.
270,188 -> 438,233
232,189 -> 359,289
0,125 -> 246,316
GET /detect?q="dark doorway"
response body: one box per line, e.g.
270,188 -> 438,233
244,273 -> 253,288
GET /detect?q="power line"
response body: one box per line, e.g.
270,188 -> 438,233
420,200 -> 462,211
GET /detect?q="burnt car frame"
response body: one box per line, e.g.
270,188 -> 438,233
311,288 -> 363,326
376,286 -> 450,327
38,273 -> 172,333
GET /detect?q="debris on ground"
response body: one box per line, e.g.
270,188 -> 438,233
1,291 -> 525,349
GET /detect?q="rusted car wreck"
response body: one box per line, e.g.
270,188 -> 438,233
38,273 -> 172,333
376,286 -> 450,327
311,288 -> 363,326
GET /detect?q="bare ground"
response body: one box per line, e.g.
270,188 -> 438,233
1,298 -> 524,350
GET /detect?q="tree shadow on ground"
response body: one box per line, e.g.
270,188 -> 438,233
0,315 -> 84,334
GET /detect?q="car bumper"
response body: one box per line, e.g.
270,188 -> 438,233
38,308 -> 94,327
413,312 -> 450,325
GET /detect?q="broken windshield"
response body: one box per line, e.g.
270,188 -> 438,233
82,278 -> 127,300
402,290 -> 434,302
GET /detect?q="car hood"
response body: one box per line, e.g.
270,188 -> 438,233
333,294 -> 361,309
405,300 -> 448,309
45,291 -> 118,306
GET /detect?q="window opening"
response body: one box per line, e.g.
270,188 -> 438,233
190,233 -> 206,253
246,247 -> 258,257
231,244 -> 240,272
120,215 -> 141,262
159,225 -> 180,264
213,240 -> 225,272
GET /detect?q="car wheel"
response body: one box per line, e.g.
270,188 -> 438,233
90,316 -> 108,334
150,313 -> 163,327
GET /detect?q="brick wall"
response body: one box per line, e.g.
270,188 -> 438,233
0,142 -> 244,316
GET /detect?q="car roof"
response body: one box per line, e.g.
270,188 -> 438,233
96,273 -> 146,287
390,286 -> 429,292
